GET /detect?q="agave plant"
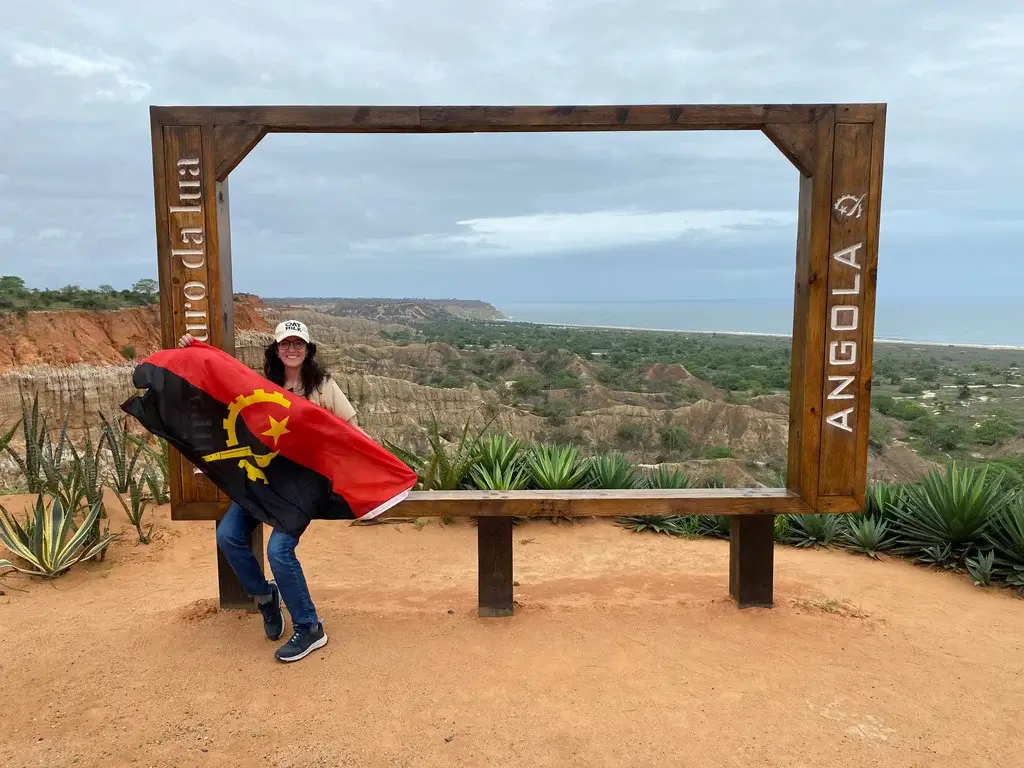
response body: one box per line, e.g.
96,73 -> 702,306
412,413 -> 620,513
616,514 -> 700,537
782,514 -> 844,548
98,413 -> 146,494
110,476 -> 153,544
985,492 -> 1024,589
965,549 -> 995,587
643,466 -> 693,489
0,495 -> 118,578
617,466 -> 699,535
38,414 -> 87,514
383,418 -> 485,492
587,453 -> 641,490
841,514 -> 899,559
138,437 -> 170,503
697,515 -> 731,539
3,390 -> 48,493
470,434 -> 530,492
72,428 -> 107,511
863,480 -> 905,522
525,444 -> 591,523
890,463 -> 1009,567
527,444 -> 590,489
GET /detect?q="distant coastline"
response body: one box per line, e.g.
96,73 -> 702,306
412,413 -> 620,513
496,297 -> 1024,351
499,319 -> 1024,352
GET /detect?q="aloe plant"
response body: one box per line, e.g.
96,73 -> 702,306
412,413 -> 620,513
470,434 -> 530,492
0,495 -> 118,578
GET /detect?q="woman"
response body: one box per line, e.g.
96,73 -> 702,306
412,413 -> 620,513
178,319 -> 359,663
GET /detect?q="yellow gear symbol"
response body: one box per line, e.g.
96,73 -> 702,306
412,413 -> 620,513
201,388 -> 292,484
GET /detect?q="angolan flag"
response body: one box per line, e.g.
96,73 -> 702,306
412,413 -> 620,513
120,340 -> 417,537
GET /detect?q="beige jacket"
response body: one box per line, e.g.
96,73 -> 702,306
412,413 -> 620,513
292,377 -> 357,423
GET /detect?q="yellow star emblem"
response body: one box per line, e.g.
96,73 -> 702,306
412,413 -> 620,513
262,415 -> 291,446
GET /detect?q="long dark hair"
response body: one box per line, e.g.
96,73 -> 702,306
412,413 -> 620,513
263,340 -> 329,396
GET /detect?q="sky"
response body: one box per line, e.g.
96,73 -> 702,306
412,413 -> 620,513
1,1 -> 1022,307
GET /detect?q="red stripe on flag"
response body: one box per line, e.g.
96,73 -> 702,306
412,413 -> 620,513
141,340 -> 416,518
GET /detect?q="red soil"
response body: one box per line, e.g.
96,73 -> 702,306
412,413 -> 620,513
1,491 -> 1022,767
0,297 -> 270,371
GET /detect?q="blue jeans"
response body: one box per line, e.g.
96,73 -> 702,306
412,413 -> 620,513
215,501 -> 319,629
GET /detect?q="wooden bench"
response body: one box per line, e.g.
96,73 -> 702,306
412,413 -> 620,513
396,488 -> 811,615
196,487 -> 821,616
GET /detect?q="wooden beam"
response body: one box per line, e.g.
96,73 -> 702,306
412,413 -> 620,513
786,108 -> 836,510
149,104 -> 869,133
393,488 -> 812,518
167,488 -> 815,521
213,125 -> 267,181
477,517 -> 514,617
762,123 -> 816,176
729,515 -> 775,608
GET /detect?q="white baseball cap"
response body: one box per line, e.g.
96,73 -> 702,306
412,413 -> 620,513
274,319 -> 310,344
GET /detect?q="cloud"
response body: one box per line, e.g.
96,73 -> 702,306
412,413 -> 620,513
351,208 -> 796,259
0,1 -> 1021,303
7,41 -> 151,103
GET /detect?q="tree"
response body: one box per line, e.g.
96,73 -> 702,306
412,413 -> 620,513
132,278 -> 158,297
0,276 -> 25,295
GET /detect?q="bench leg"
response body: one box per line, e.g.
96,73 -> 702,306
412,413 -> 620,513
729,515 -> 774,608
478,516 -> 514,617
215,521 -> 265,612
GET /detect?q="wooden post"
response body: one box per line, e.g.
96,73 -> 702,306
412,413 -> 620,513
151,112 -> 263,610
477,516 -> 514,617
215,519 -> 264,611
729,515 -> 775,608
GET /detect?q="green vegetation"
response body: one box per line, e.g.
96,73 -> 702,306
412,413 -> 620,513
2,397 -> 1022,599
376,415 -> 1024,595
380,316 -> 1024,469
388,317 -> 793,396
0,392 -> 169,579
0,275 -> 160,312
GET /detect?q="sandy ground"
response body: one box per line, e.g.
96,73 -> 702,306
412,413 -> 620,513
2,492 -> 1022,768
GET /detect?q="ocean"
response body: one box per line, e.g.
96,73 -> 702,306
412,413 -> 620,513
496,297 -> 1024,349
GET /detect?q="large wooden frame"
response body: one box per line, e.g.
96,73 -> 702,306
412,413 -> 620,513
149,103 -> 886,616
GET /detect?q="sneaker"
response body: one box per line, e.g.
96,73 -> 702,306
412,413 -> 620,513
257,582 -> 284,641
275,622 -> 328,663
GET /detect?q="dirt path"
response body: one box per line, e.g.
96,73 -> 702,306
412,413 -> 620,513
2,493 -> 1022,767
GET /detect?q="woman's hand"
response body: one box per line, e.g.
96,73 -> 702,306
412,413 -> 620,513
177,333 -> 196,348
